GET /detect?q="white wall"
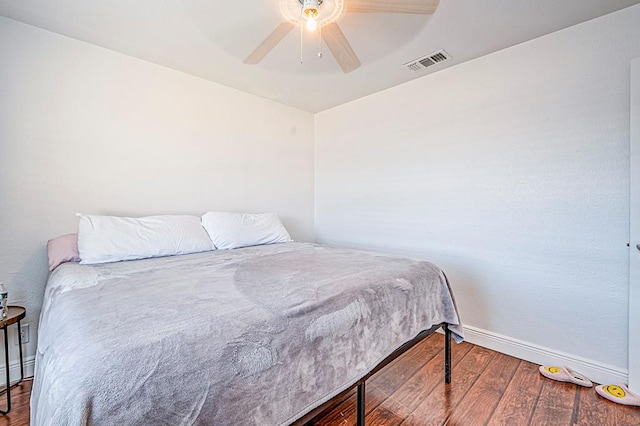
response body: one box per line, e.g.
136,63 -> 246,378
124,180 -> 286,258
0,17 -> 314,377
315,5 -> 640,383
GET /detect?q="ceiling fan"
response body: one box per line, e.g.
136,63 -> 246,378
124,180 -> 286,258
244,0 -> 440,73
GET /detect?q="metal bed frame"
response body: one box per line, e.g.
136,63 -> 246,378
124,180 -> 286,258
295,323 -> 452,426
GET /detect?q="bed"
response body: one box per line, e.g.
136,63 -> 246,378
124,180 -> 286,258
32,241 -> 463,425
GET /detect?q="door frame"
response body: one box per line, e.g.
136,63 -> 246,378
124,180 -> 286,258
629,58 -> 640,392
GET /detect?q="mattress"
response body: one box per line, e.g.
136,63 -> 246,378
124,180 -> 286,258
31,242 -> 463,425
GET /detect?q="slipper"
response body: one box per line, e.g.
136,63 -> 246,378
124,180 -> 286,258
539,366 -> 593,387
595,384 -> 640,406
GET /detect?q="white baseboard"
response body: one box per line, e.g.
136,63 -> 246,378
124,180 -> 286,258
0,356 -> 35,386
444,325 -> 627,386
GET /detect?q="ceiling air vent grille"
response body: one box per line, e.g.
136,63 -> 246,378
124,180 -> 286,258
404,50 -> 450,72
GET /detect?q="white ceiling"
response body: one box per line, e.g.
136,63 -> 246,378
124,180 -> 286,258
1,0 -> 639,112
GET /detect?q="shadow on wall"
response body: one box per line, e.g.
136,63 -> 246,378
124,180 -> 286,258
313,237 -> 488,332
9,245 -> 47,362
441,261 -> 488,332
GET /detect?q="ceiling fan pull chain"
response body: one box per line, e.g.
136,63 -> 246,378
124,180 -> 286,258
318,25 -> 323,59
300,9 -> 304,64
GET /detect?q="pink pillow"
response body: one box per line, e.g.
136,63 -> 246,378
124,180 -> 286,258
47,234 -> 81,271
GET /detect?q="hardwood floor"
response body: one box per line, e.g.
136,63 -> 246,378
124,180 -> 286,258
2,335 -> 639,425
313,334 -> 640,426
0,379 -> 31,426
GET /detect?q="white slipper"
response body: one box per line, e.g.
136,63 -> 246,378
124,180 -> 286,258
539,366 -> 593,387
595,384 -> 640,406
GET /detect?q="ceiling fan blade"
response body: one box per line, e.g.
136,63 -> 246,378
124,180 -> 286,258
347,0 -> 439,14
322,22 -> 361,74
243,22 -> 295,64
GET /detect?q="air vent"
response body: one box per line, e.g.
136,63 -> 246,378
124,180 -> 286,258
403,50 -> 450,72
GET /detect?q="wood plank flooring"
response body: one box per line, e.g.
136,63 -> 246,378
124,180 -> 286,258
0,379 -> 31,426
313,334 -> 640,426
2,335 -> 639,425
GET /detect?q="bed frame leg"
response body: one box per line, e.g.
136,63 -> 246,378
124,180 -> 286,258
357,381 -> 365,426
444,324 -> 451,384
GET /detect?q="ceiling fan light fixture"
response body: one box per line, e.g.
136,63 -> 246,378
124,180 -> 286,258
301,0 -> 321,20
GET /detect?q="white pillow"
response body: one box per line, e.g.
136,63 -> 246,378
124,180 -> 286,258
201,211 -> 292,250
77,214 -> 215,265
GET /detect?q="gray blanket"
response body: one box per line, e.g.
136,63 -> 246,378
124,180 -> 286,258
32,242 -> 463,425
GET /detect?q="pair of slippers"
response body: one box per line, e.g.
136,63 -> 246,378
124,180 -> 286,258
539,366 -> 640,407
